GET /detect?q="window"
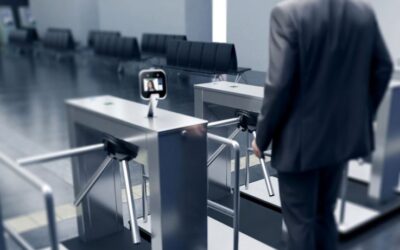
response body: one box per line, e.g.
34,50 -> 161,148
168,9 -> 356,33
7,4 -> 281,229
212,0 -> 227,43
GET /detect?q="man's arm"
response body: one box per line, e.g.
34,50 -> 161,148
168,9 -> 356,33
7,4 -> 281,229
255,6 -> 299,152
369,15 -> 393,117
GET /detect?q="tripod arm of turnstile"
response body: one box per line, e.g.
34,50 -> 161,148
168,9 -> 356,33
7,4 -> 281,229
74,156 -> 113,206
72,156 -> 141,245
72,136 -> 141,245
14,135 -> 143,245
252,132 -> 275,197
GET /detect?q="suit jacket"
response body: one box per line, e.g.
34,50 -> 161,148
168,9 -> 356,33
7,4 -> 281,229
256,0 -> 393,173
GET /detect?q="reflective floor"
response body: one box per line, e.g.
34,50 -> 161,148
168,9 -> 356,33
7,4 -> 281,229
0,49 -> 399,249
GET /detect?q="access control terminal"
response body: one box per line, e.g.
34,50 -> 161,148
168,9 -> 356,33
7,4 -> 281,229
139,69 -> 167,117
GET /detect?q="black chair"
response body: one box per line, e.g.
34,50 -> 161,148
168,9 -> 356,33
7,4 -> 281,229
188,42 -> 204,69
9,29 -> 30,46
88,30 -> 120,48
163,40 -> 249,82
42,28 -> 75,51
8,29 -> 38,54
119,37 -> 141,60
200,43 -> 218,71
141,33 -> 187,56
166,40 -> 181,66
94,36 -> 140,60
176,41 -> 191,67
22,27 -> 38,41
92,35 -> 142,74
215,44 -> 238,72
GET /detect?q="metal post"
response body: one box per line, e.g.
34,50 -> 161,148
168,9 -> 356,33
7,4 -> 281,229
141,164 -> 149,223
17,136 -> 140,167
232,138 -> 240,250
120,160 -> 141,244
207,133 -> 240,250
207,128 -> 241,167
74,156 -> 113,206
245,132 -> 250,189
43,186 -> 59,250
17,143 -> 104,166
234,74 -> 242,83
339,163 -> 349,224
252,132 -> 274,197
208,117 -> 240,129
3,225 -> 34,250
0,152 -> 59,250
207,200 -> 234,217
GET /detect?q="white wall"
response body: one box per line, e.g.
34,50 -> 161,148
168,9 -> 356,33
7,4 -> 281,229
98,0 -> 185,38
212,0 -> 227,42
75,0 -> 99,44
186,0 -> 212,42
29,0 -> 212,45
227,0 -> 279,72
227,0 -> 400,72
367,0 -> 400,64
98,0 -> 211,42
29,0 -> 99,43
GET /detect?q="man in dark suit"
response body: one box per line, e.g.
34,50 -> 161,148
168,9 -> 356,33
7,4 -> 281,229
252,0 -> 393,249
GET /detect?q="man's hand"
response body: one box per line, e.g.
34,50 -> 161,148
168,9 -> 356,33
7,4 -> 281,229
252,139 -> 262,158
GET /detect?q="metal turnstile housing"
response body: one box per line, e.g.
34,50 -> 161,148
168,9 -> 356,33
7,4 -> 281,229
67,96 -> 208,250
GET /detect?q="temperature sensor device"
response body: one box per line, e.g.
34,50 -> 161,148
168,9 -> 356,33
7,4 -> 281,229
139,69 -> 167,117
139,69 -> 167,100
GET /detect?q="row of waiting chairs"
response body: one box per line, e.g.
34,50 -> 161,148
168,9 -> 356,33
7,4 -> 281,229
88,31 -> 187,59
8,28 -> 250,78
167,40 -> 239,74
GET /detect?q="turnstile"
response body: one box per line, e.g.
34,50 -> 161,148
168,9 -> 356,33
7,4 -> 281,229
195,82 -> 264,193
6,95 -> 275,250
194,80 -> 400,234
67,96 -> 208,249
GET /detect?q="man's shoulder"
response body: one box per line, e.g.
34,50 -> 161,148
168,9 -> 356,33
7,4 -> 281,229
274,0 -> 373,12
273,0 -> 374,20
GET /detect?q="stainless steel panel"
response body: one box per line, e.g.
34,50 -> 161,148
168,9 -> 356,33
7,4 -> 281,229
369,82 -> 400,202
196,81 -> 400,203
67,95 -> 206,133
67,96 -> 208,249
